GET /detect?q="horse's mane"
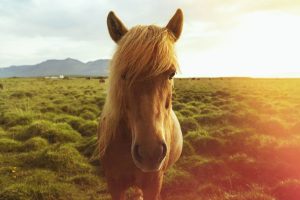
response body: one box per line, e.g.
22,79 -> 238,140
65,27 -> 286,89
98,25 -> 179,157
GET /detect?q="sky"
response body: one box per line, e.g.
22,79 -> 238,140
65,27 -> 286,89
0,0 -> 300,77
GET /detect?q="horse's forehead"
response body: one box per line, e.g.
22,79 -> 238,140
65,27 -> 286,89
129,79 -> 160,92
129,25 -> 162,33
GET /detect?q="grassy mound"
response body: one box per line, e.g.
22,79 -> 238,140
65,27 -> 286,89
53,114 -> 85,132
272,179 -> 300,200
227,153 -> 259,183
196,183 -> 224,198
178,155 -> 228,182
195,112 -> 225,126
0,127 -> 6,137
257,119 -> 288,137
67,174 -> 104,187
163,167 -> 197,195
172,102 -> 185,111
181,140 -> 195,156
0,138 -> 22,152
16,120 -> 81,143
78,105 -> 99,114
24,144 -> 92,173
21,137 -> 49,151
179,117 -> 199,134
0,184 -> 31,200
39,103 -> 61,113
60,104 -> 78,115
179,109 -> 195,116
185,131 -> 225,156
7,125 -> 28,140
78,121 -> 98,137
1,78 -> 300,200
79,110 -> 96,120
77,136 -> 98,158
0,111 -> 34,128
0,181 -> 81,200
9,91 -> 34,98
222,188 -> 276,200
79,110 -> 97,120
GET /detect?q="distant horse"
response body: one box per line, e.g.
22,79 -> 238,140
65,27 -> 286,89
98,9 -> 183,200
99,79 -> 106,84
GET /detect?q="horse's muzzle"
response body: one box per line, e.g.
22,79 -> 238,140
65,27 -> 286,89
132,142 -> 167,172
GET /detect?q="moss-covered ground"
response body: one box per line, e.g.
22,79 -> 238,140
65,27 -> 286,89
0,77 -> 300,200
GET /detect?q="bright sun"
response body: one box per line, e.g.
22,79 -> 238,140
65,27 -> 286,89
178,11 -> 300,77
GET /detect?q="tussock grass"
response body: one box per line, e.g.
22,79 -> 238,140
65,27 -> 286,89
1,78 -> 300,199
21,137 -> 49,151
181,140 -> 195,156
0,181 -> 82,200
179,117 -> 199,134
185,132 -> 225,156
67,174 -> 105,187
0,138 -> 22,152
79,110 -> 97,120
272,179 -> 300,200
0,111 -> 35,128
163,167 -> 197,196
53,114 -> 85,131
78,121 -> 98,137
76,136 -> 98,158
0,127 -> 6,137
16,120 -> 82,143
10,91 -> 34,98
22,144 -> 92,173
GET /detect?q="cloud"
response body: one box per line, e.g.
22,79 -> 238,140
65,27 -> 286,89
0,0 -> 114,67
0,0 -> 189,67
0,0 -> 107,39
0,0 -> 299,77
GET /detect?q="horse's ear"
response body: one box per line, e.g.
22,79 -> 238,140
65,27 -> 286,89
166,9 -> 183,41
107,11 -> 128,43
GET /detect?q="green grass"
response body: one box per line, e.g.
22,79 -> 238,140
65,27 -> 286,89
13,120 -> 82,143
0,77 -> 300,199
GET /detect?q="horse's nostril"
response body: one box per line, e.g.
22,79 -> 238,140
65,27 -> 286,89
134,145 -> 143,163
133,142 -> 167,165
160,142 -> 167,161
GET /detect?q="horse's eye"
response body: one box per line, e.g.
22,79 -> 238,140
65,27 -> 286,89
169,72 -> 176,80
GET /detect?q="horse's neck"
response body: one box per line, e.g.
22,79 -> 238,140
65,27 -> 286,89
165,110 -> 183,168
170,110 -> 181,134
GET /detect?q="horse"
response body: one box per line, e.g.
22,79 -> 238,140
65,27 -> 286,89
98,9 -> 183,200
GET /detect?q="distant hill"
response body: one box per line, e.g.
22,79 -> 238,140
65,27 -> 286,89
0,58 -> 110,78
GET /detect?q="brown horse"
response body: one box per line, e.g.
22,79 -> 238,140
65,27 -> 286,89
98,9 -> 183,200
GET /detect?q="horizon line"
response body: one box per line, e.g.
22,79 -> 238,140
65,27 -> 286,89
0,57 -> 299,79
0,75 -> 300,79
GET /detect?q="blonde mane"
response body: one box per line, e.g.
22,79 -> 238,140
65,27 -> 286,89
98,25 -> 179,157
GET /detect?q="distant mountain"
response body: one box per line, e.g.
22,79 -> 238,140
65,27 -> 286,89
0,58 -> 110,78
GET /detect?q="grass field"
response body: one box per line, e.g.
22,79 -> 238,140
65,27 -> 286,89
0,77 -> 300,200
